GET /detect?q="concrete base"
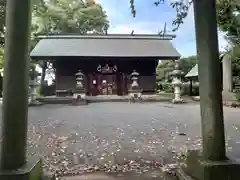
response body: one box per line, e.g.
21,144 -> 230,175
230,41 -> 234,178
172,99 -> 185,104
28,101 -> 43,107
222,91 -> 237,101
128,92 -> 142,103
72,93 -> 88,105
72,99 -> 88,106
36,95 -> 179,104
192,96 -> 200,101
0,156 -> 42,180
176,150 -> 240,180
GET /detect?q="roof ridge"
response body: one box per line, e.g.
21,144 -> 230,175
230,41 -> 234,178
36,33 -> 176,40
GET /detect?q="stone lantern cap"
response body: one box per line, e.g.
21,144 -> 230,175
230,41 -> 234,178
75,70 -> 84,77
130,70 -> 139,77
171,69 -> 184,76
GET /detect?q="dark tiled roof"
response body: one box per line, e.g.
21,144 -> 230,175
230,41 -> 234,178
30,34 -> 181,59
185,64 -> 198,77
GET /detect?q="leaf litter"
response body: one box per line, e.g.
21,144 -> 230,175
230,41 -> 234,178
26,119 -> 207,179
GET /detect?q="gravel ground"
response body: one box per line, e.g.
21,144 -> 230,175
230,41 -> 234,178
1,102 -> 240,179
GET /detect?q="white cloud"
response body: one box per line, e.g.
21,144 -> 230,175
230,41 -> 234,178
108,22 -> 165,34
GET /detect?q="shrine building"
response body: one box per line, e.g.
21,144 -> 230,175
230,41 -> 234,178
30,34 -> 181,96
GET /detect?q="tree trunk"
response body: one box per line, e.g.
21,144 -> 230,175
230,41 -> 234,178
40,61 -> 47,95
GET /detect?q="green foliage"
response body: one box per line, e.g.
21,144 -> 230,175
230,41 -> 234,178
216,0 -> 240,45
161,82 -> 174,93
129,0 -> 239,35
40,81 -> 56,96
156,60 -> 175,80
231,45 -> 240,76
32,0 -> 109,35
130,0 -> 192,31
179,55 -> 197,75
30,0 -> 109,95
0,0 -> 5,45
235,92 -> 240,101
156,56 -> 197,81
0,47 -> 3,69
0,0 -> 109,46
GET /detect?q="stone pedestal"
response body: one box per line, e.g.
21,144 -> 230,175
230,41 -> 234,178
177,0 -> 240,179
177,150 -> 240,180
72,93 -> 87,105
29,80 -> 41,106
0,0 -> 42,179
0,157 -> 42,180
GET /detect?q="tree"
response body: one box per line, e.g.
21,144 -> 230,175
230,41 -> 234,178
156,56 -> 197,81
179,55 -> 197,74
0,0 -> 5,46
156,60 -> 175,80
31,0 -> 109,94
215,0 -> 240,81
0,47 -> 3,69
216,0 -> 240,45
32,0 -> 109,35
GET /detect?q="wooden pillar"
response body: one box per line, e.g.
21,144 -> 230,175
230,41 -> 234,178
193,0 -> 226,161
0,0 -> 32,170
189,79 -> 193,96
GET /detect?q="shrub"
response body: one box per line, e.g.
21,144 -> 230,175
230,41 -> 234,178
162,82 -> 174,93
235,92 -> 240,101
40,82 -> 56,96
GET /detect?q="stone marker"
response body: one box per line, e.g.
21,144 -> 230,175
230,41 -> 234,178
221,53 -> 236,101
0,0 -> 42,180
177,0 -> 240,179
222,53 -> 232,93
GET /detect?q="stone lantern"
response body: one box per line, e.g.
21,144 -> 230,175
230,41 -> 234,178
171,61 -> 184,103
128,70 -> 142,102
29,65 -> 41,106
72,70 -> 87,105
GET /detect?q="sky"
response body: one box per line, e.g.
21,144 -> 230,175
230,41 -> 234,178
97,0 -> 230,57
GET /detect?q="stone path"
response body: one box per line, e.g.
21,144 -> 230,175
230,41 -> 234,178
1,102 -> 240,179
61,171 -> 174,180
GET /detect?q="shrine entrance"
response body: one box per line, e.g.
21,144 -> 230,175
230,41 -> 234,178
98,74 -> 117,95
88,63 -> 127,96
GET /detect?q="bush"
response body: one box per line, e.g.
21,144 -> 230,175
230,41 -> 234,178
181,82 -> 199,96
162,82 -> 174,93
40,82 -> 56,96
235,92 -> 240,101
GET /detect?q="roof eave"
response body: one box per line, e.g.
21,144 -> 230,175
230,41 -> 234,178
30,55 -> 180,61
34,33 -> 177,40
